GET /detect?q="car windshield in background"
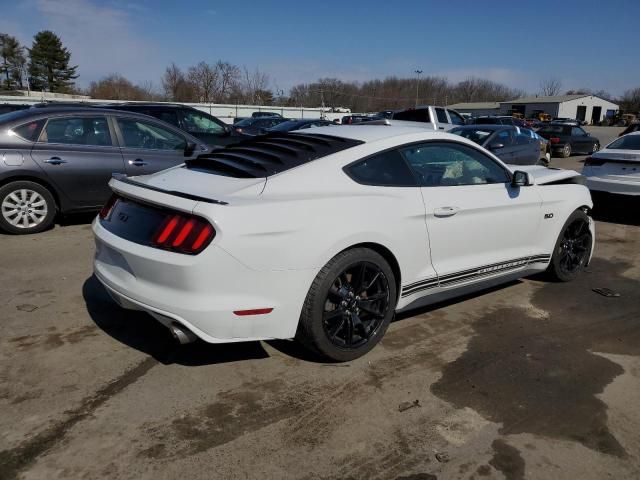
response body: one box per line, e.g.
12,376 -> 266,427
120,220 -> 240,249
234,117 -> 256,127
473,118 -> 500,125
538,126 -> 565,134
450,128 -> 493,145
268,120 -> 306,131
606,135 -> 640,150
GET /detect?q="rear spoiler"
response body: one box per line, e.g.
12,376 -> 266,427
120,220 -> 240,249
110,173 -> 229,205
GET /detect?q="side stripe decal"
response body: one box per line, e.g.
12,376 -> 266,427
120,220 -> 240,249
401,254 -> 551,298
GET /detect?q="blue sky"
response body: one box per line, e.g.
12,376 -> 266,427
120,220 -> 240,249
1,0 -> 637,96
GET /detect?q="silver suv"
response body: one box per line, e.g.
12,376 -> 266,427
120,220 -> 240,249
392,106 -> 466,131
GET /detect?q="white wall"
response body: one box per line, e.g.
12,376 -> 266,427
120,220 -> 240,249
0,96 -> 346,123
558,97 -> 619,124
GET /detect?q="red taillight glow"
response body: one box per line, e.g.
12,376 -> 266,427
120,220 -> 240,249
153,214 -> 215,254
99,194 -> 119,219
550,137 -> 560,144
233,308 -> 274,316
155,215 -> 180,243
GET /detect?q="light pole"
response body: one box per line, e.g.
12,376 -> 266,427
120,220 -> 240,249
414,69 -> 423,107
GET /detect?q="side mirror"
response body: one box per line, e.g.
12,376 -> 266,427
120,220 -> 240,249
184,142 -> 197,157
511,170 -> 532,187
489,142 -> 504,150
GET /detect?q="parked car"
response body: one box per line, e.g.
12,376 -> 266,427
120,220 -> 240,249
252,111 -> 283,118
449,125 -> 549,165
99,103 -> 238,147
0,107 -> 209,234
265,119 -> 333,132
619,121 -> 640,137
94,126 -> 594,361
392,106 -> 465,131
377,110 -> 394,119
232,116 -> 290,136
537,124 -> 600,157
582,132 -> 640,196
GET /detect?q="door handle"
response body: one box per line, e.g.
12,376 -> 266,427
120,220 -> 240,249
45,157 -> 67,165
434,206 -> 460,217
438,127 -> 445,130
128,159 -> 148,166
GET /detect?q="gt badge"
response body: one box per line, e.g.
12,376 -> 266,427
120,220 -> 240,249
544,213 -> 554,219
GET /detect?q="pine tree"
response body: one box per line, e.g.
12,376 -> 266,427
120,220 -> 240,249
28,30 -> 78,92
0,33 -> 26,90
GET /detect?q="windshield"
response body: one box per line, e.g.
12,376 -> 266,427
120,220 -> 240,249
234,117 -> 255,127
450,128 -> 493,145
606,135 -> 640,150
268,120 -> 305,131
473,117 -> 500,125
538,126 -> 565,134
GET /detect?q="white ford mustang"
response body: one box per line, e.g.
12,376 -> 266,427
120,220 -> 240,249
93,126 -> 595,361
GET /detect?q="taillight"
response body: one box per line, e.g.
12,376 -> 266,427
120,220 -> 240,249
550,137 -> 560,144
584,156 -> 606,167
153,213 -> 215,254
99,194 -> 119,219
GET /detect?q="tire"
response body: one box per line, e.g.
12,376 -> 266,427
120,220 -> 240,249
591,142 -> 600,154
561,143 -> 572,158
296,248 -> 397,362
0,181 -> 56,234
547,209 -> 592,282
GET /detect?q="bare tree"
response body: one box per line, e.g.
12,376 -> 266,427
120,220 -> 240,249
620,87 -> 640,113
540,77 -> 562,96
188,61 -> 219,103
241,67 -> 270,104
216,61 -> 240,101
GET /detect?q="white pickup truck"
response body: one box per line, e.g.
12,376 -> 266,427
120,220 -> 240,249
392,105 -> 466,131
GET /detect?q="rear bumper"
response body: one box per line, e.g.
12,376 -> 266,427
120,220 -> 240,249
92,218 -> 316,343
584,176 -> 640,196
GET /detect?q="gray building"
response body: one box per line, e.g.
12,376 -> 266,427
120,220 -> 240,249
499,95 -> 619,124
447,102 -> 500,117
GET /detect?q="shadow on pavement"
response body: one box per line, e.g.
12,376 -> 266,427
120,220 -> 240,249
82,275 -> 270,366
591,192 -> 640,227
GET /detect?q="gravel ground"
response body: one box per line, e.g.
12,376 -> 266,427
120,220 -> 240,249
1,125 -> 639,480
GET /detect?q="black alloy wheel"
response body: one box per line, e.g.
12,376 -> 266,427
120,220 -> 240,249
297,248 -> 397,361
322,261 -> 390,349
548,209 -> 592,282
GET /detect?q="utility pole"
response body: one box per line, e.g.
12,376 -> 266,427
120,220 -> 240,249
414,69 -> 423,107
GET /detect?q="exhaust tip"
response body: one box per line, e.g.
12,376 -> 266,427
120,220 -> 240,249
169,323 -> 198,344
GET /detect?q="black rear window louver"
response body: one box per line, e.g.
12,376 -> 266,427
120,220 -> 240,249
185,132 -> 364,178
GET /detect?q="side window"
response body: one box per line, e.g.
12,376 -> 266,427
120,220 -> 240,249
435,108 -> 449,123
514,128 -> 533,145
116,118 -> 186,150
495,129 -> 514,146
447,110 -> 465,125
181,111 -> 225,134
39,116 -> 112,146
155,110 -> 180,127
346,150 -> 417,186
401,142 -> 510,187
12,119 -> 46,142
571,127 -> 586,136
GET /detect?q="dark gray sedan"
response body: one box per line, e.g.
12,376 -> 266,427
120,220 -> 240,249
0,107 -> 208,234
450,125 -> 547,166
